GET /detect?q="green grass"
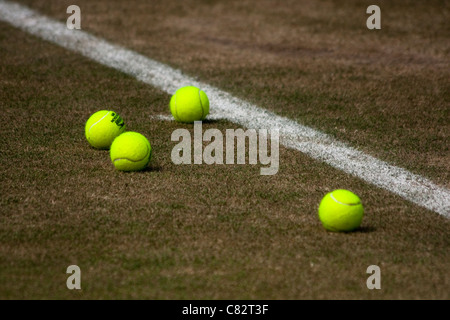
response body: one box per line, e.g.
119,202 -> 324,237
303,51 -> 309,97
1,1 -> 449,300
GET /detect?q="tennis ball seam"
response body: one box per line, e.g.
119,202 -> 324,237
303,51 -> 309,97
330,192 -> 361,206
88,110 -> 111,136
112,144 -> 151,163
198,88 -> 205,120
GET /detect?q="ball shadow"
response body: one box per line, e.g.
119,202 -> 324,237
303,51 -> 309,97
355,226 -> 377,233
201,118 -> 223,124
143,164 -> 163,172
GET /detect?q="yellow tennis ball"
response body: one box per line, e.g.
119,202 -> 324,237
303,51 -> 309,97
110,132 -> 152,171
85,110 -> 125,149
169,86 -> 209,123
318,189 -> 364,232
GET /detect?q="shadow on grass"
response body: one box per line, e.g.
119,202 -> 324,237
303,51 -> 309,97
201,118 -> 224,124
355,226 -> 377,233
323,226 -> 376,234
115,165 -> 163,173
144,164 -> 163,172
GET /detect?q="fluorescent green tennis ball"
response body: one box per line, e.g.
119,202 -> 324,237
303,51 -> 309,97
318,189 -> 364,232
110,132 -> 152,171
85,110 -> 125,149
170,86 -> 209,123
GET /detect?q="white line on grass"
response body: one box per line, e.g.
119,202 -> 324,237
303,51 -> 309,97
1,0 -> 448,217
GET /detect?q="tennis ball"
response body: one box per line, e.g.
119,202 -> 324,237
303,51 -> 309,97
85,110 -> 125,149
170,86 -> 209,123
318,189 -> 364,232
110,132 -> 152,171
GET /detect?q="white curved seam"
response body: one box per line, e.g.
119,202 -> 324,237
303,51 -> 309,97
113,145 -> 150,163
89,111 -> 110,135
330,192 -> 361,206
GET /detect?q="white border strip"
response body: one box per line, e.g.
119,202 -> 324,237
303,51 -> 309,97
1,0 -> 448,217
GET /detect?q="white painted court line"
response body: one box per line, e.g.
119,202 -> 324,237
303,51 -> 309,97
1,0 -> 449,217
